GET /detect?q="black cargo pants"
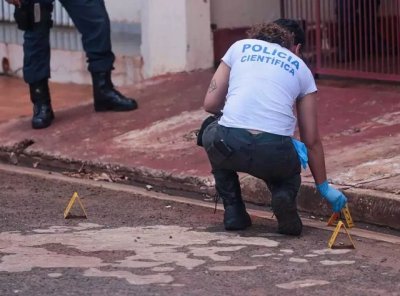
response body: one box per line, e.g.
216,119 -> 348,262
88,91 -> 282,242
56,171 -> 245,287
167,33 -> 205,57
23,0 -> 115,84
202,121 -> 301,208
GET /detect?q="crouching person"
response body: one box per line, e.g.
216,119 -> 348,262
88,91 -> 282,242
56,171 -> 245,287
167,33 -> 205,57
200,19 -> 347,236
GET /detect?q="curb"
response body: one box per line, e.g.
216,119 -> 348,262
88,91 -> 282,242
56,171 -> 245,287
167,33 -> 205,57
0,149 -> 215,196
240,176 -> 400,230
1,148 -> 399,230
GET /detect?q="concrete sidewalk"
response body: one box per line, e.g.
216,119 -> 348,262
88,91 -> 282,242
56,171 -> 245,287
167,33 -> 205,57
0,72 -> 399,230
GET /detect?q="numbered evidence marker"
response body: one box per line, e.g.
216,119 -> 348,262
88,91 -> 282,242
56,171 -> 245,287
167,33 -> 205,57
328,221 -> 356,249
64,192 -> 88,219
327,205 -> 354,228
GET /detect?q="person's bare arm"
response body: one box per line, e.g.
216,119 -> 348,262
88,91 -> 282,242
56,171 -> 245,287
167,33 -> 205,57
296,92 -> 327,184
297,92 -> 348,212
203,62 -> 230,114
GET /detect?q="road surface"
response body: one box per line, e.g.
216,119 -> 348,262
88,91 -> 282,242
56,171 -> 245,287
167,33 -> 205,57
0,165 -> 399,296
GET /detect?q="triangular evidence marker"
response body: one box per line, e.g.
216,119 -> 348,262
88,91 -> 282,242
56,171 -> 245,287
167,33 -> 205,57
328,221 -> 356,249
341,205 -> 354,228
64,192 -> 88,219
327,212 -> 339,226
327,205 -> 355,228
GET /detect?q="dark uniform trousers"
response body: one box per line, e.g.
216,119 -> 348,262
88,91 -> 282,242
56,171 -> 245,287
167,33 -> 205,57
23,0 -> 115,84
202,121 -> 301,208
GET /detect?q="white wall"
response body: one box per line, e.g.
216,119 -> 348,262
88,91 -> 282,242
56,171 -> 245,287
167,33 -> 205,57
141,0 -> 213,78
141,0 -> 187,76
104,0 -> 141,23
210,0 -> 280,29
186,0 -> 214,71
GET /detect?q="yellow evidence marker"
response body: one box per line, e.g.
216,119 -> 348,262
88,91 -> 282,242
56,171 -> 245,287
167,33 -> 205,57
327,204 -> 354,228
341,205 -> 354,228
64,192 -> 88,219
327,212 -> 339,226
328,221 -> 356,249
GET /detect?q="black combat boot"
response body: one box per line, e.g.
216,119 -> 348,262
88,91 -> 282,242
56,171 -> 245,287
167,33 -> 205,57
29,79 -> 54,129
91,71 -> 138,112
223,200 -> 252,231
271,191 -> 302,236
214,170 -> 252,230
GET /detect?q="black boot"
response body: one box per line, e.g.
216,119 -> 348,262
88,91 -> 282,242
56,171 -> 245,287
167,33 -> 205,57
223,201 -> 252,231
214,170 -> 252,230
91,71 -> 138,112
271,192 -> 302,236
29,79 -> 54,129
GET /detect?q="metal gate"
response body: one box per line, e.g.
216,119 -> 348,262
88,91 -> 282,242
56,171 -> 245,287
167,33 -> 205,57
281,0 -> 400,82
0,1 -> 73,26
0,2 -> 80,51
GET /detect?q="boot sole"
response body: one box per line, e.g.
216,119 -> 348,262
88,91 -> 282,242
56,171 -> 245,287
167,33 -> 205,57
94,103 -> 138,112
95,106 -> 138,112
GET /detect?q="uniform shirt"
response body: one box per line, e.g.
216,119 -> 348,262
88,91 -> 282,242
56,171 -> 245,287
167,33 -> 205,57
219,39 -> 317,136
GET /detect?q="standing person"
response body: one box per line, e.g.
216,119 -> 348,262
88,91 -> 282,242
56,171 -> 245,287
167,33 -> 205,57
6,0 -> 138,129
200,19 -> 347,236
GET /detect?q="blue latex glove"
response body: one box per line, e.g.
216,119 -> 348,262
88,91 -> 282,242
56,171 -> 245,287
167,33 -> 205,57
316,181 -> 347,212
291,138 -> 308,169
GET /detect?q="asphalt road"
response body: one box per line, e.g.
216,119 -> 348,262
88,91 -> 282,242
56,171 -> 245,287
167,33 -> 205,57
0,166 -> 399,296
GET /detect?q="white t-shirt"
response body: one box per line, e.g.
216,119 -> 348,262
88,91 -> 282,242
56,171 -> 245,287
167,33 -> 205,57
219,39 -> 317,136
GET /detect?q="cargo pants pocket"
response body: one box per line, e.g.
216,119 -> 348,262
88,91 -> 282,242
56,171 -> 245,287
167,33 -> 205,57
206,139 -> 233,166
